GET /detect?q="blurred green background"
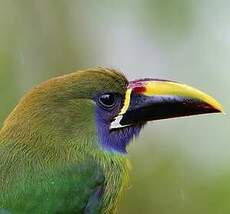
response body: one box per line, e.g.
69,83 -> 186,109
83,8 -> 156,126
0,0 -> 229,213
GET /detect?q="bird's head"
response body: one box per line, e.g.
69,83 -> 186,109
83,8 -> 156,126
3,68 -> 223,154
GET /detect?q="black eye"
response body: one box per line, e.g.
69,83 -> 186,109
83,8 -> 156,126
99,93 -> 116,108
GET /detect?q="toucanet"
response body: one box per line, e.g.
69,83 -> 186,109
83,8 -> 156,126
0,68 -> 223,213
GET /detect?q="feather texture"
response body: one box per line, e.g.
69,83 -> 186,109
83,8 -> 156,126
0,68 -> 131,213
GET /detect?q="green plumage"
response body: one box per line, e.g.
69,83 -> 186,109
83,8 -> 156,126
0,68 -> 129,213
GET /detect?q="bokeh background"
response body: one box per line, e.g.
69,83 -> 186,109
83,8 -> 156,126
0,0 -> 229,213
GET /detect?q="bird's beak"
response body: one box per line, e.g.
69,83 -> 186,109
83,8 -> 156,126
110,79 -> 224,129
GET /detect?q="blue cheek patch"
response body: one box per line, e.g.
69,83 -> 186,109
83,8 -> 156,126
95,105 -> 142,153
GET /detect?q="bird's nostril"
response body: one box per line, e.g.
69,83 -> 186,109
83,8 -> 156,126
133,86 -> 146,94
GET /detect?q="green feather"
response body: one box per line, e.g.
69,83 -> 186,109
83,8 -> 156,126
0,68 -> 129,213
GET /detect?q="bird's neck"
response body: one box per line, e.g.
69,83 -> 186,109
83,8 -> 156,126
0,118 -> 130,213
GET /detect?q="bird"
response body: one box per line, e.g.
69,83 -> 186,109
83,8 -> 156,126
0,67 -> 223,214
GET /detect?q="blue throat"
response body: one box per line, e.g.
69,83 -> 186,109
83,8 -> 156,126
95,106 -> 142,153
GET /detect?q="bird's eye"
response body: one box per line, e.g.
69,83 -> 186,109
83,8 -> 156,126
99,93 -> 116,108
